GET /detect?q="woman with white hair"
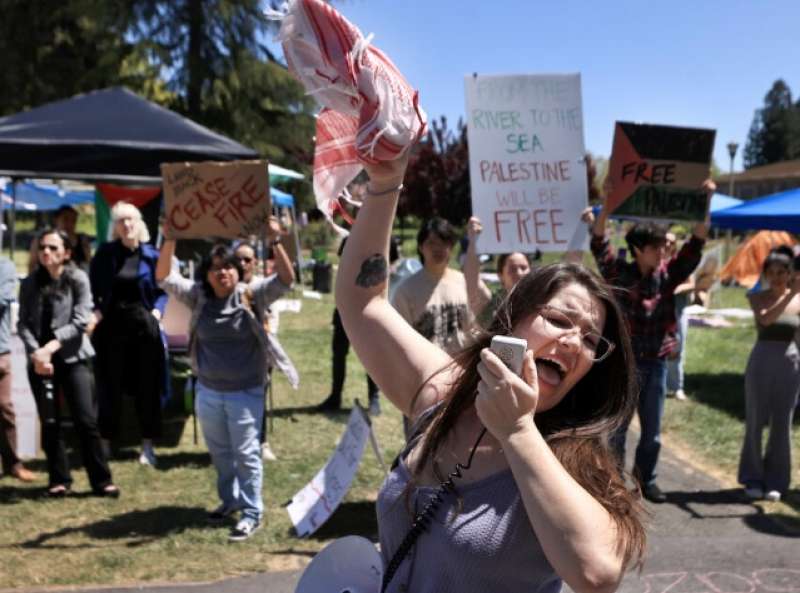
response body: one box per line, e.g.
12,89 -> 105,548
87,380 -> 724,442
89,201 -> 168,466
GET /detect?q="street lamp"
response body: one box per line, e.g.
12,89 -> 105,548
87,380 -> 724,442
727,141 -> 739,196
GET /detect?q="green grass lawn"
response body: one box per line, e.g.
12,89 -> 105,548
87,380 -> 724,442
0,279 -> 797,588
0,288 -> 408,587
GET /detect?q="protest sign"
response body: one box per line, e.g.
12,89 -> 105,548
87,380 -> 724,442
11,334 -> 38,458
465,74 -> 588,254
606,122 -> 715,222
161,160 -> 270,239
286,406 -> 373,537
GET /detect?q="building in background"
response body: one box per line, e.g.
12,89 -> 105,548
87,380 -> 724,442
716,159 -> 800,199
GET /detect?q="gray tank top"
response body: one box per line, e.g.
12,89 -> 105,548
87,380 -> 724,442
376,408 -> 562,593
757,313 -> 800,342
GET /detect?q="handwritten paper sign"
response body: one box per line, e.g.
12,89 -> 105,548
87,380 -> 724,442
161,160 -> 270,239
465,74 -> 588,254
286,406 -> 371,537
607,122 -> 715,222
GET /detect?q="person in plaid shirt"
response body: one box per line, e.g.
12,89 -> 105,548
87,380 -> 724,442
590,179 -> 715,502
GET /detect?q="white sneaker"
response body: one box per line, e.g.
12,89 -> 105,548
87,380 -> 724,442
765,490 -> 781,502
261,442 -> 277,462
229,517 -> 260,542
744,486 -> 764,500
674,389 -> 688,401
139,446 -> 157,467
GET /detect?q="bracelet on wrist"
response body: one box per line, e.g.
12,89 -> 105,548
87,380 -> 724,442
366,183 -> 404,197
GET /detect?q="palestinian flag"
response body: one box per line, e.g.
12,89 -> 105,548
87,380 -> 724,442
607,122 -> 715,222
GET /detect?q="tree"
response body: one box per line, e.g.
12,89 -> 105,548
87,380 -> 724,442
401,116 -> 471,226
0,1 -> 148,116
743,79 -> 800,169
126,0 -> 318,187
127,0 -> 267,120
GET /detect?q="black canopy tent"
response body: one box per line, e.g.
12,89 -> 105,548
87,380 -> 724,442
0,87 -> 258,183
0,87 -> 259,252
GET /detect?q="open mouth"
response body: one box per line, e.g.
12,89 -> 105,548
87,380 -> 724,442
535,357 -> 566,386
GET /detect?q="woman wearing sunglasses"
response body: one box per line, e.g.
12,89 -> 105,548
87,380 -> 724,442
336,154 -> 645,593
156,216 -> 293,542
18,229 -> 118,498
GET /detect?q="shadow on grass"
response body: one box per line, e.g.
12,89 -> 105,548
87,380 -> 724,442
269,548 -> 318,558
18,447 -> 212,475
684,372 -> 746,421
664,488 -> 800,537
271,405 -> 354,424
299,500 -> 379,541
154,450 -> 212,471
0,484 -> 122,504
0,483 -> 49,504
10,505 -> 209,549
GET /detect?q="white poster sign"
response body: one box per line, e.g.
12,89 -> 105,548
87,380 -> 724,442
286,406 -> 371,537
465,74 -> 588,254
10,334 -> 38,458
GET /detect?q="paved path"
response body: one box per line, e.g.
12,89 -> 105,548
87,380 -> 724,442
11,433 -> 800,593
613,435 -> 799,593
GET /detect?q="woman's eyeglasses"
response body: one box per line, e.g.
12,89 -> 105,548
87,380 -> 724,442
39,244 -> 60,252
538,305 -> 615,362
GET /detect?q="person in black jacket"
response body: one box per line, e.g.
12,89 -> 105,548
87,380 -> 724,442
19,229 -> 118,497
90,202 -> 167,467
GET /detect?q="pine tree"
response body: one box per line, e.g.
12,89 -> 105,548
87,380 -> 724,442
743,79 -> 800,169
0,1 -> 144,115
126,0 -> 318,181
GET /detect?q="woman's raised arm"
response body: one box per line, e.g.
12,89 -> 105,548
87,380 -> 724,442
463,216 -> 492,318
155,238 -> 176,283
335,156 -> 454,418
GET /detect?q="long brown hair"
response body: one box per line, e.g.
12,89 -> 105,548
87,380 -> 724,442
411,262 -> 646,568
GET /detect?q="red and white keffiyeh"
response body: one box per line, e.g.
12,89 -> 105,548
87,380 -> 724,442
268,0 -> 427,228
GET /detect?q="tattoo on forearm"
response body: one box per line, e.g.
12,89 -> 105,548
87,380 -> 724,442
355,254 -> 388,288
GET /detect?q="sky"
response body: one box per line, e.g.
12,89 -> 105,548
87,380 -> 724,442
297,0 -> 800,173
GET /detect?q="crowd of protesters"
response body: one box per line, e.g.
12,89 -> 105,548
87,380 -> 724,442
0,203 -> 302,541
0,169 -> 796,559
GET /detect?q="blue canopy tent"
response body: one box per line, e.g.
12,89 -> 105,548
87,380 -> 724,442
710,193 -> 743,213
597,192 -> 743,221
2,181 -> 95,211
271,186 -> 295,208
269,186 -> 306,278
711,187 -> 800,233
0,181 -> 96,247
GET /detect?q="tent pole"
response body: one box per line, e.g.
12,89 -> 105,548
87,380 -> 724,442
8,179 -> 17,260
724,229 -> 733,264
0,180 -> 4,252
290,205 -> 303,285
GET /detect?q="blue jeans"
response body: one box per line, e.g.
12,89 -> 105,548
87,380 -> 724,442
667,294 -> 690,392
196,382 -> 265,521
611,359 -> 667,486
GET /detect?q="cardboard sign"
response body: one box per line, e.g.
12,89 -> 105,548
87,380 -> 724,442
161,160 -> 270,238
465,74 -> 588,254
607,122 -> 715,222
286,406 -> 371,537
